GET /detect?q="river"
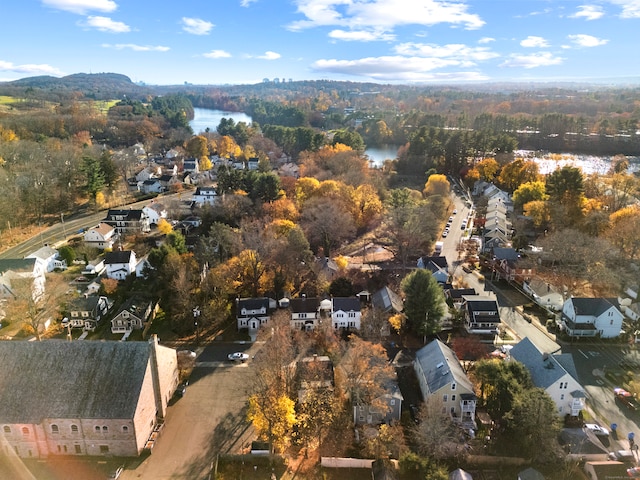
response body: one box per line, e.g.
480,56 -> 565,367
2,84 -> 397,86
189,109 -> 638,173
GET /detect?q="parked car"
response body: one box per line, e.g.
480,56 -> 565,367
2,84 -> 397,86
584,423 -> 609,437
614,387 -> 640,411
453,209 -> 458,214
228,352 -> 249,362
108,465 -> 124,479
175,383 -> 187,397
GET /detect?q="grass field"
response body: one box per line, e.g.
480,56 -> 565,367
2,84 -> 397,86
0,95 -> 20,104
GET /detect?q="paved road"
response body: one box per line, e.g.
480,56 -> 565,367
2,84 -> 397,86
122,341 -> 259,480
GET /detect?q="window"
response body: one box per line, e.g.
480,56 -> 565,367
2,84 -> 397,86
74,445 -> 82,454
451,383 -> 457,391
390,399 -> 395,406
102,426 -> 108,433
71,425 -> 78,433
122,426 -> 129,433
3,426 -> 10,434
451,395 -> 456,401
95,426 -> 101,433
348,312 -> 356,318
100,445 -> 109,453
22,427 -> 29,436
443,394 -> 448,402
51,425 -> 59,434
560,394 -> 565,400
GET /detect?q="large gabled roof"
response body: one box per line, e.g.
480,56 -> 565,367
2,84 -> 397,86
510,337 -> 579,389
104,250 -> 134,265
0,258 -> 39,274
371,286 -> 403,314
415,339 -> 475,396
289,297 -> 320,313
570,297 -> 620,316
332,297 -> 361,312
0,340 -> 153,423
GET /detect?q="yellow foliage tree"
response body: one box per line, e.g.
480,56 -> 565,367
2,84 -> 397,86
475,158 -> 500,182
423,174 -> 450,197
294,177 -> 321,206
247,393 -> 296,453
388,313 -> 404,333
608,204 -> 640,259
262,197 -> 299,222
334,255 -> 349,271
348,183 -> 383,229
523,200 -> 550,228
95,191 -> 106,209
0,126 -> 18,142
266,219 -> 296,238
157,218 -> 173,235
218,135 -> 241,158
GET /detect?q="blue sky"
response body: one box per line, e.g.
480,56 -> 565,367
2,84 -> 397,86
1,0 -> 639,86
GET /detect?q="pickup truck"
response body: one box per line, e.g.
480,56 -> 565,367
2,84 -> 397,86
614,387 -> 640,411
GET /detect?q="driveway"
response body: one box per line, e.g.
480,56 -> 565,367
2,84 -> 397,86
120,341 -> 260,480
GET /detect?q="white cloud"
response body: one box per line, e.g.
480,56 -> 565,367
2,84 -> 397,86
571,5 -> 605,20
500,52 -> 564,69
203,50 -> 232,59
41,0 -> 117,15
0,60 -> 64,75
567,33 -> 608,46
394,43 -> 499,63
608,0 -> 640,18
288,0 -> 484,34
81,16 -> 130,33
311,55 -> 488,82
258,51 -> 281,60
328,29 -> 395,41
478,37 -> 495,44
181,17 -> 214,35
102,44 -> 169,52
520,36 -> 549,48
240,0 -> 257,6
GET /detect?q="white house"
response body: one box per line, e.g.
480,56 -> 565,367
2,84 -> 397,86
414,339 -> 477,428
462,295 -> 501,334
510,337 -> 586,417
143,202 -> 168,225
330,297 -> 361,331
0,258 -> 47,300
192,186 -> 218,206
104,250 -> 137,281
84,223 -> 117,250
560,297 -> 624,339
289,297 -> 321,331
236,297 -> 270,332
26,246 -> 66,272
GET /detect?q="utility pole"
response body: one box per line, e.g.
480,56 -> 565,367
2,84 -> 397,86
60,213 -> 67,240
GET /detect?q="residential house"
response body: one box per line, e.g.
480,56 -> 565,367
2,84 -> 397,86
314,257 -> 339,283
462,295 -> 501,334
111,298 -> 157,334
522,278 -> 564,312
134,165 -> 160,183
297,355 -> 334,403
81,257 -> 105,276
247,157 -> 260,170
192,186 -> 218,206
0,336 -> 178,458
490,247 -> 533,283
331,297 -> 361,331
143,202 -> 168,225
371,286 -> 404,314
290,296 -> 321,331
135,255 -> 152,278
353,381 -> 403,426
104,209 -> 150,235
158,173 -> 180,191
560,297 -> 624,339
140,178 -> 163,194
236,297 -> 270,332
417,255 -> 449,284
278,162 -> 300,178
414,339 -> 477,427
559,428 -> 609,462
66,295 -> 112,330
84,223 -> 117,250
104,250 -> 137,281
182,158 -> 200,174
26,246 -> 66,272
0,258 -> 47,300
445,288 -> 477,311
509,337 -> 586,417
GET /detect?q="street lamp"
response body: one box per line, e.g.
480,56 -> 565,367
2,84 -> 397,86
193,306 -> 201,345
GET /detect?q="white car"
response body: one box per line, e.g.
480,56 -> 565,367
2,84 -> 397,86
584,423 -> 609,437
228,352 -> 249,362
453,209 -> 458,214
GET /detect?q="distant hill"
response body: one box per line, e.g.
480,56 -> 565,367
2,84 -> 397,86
0,72 -> 151,100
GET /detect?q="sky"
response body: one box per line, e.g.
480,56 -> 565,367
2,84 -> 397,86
1,0 -> 640,86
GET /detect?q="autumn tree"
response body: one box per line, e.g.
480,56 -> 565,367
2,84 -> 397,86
248,394 -> 296,454
338,336 -> 396,417
545,166 -> 585,228
411,396 -> 467,460
157,218 -> 173,235
423,173 -> 450,197
512,181 -> 548,210
608,205 -> 640,259
498,158 -> 540,192
400,269 -> 446,338
347,183 -> 383,230
300,196 -> 356,256
475,158 -> 500,182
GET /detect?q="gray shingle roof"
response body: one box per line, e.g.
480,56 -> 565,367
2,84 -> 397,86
0,258 -> 38,274
415,339 -> 475,396
570,297 -> 619,316
0,340 -> 153,423
104,250 -> 133,265
289,297 -> 320,313
509,337 -> 579,389
371,286 -> 403,314
332,297 -> 361,312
